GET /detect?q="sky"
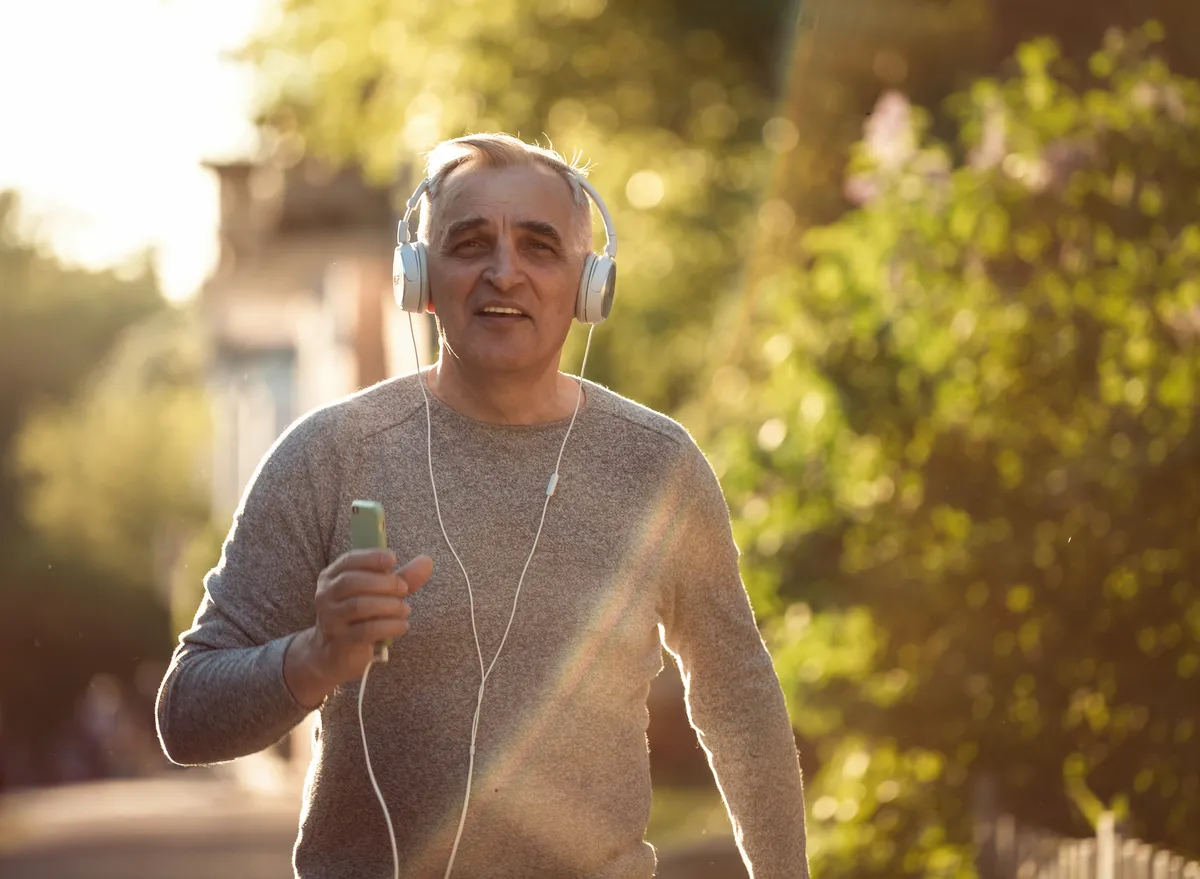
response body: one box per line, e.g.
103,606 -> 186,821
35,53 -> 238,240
0,0 -> 274,302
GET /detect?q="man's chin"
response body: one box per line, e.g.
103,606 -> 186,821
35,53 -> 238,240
453,350 -> 544,375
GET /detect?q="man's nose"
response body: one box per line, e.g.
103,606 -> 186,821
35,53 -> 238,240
482,240 -> 521,290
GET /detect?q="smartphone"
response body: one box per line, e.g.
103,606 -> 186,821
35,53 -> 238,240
350,500 -> 391,663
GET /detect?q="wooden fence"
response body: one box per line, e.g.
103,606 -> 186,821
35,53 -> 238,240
975,812 -> 1200,879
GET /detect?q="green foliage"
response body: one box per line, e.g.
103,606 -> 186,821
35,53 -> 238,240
715,25 -> 1200,872
168,516 -> 230,637
645,785 -> 732,849
989,0 -> 1200,83
17,306 -> 213,593
0,192 -> 161,547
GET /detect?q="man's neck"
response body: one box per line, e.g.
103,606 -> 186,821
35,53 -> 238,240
427,359 -> 584,425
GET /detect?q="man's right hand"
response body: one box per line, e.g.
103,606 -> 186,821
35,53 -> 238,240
284,550 -> 435,709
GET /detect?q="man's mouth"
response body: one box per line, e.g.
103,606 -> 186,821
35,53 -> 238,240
478,306 -> 530,321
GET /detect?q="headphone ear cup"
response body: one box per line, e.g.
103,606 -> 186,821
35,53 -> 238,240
414,242 -> 430,313
393,242 -> 430,314
576,253 -> 616,324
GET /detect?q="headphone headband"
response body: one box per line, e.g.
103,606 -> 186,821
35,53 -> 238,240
396,168 -> 618,258
399,177 -> 430,246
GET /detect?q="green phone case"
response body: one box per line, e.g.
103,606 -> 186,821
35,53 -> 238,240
351,500 -> 387,551
350,500 -> 391,662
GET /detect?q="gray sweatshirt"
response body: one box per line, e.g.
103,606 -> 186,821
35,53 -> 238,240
156,372 -> 808,878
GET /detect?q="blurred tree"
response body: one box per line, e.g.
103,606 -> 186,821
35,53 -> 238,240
17,306 -> 213,592
759,0 -> 1200,237
722,0 -> 996,371
713,25 -> 1200,874
990,0 -> 1200,80
729,0 -> 1200,365
0,195 -> 210,785
0,192 -> 161,551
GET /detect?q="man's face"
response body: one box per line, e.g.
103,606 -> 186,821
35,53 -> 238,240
426,163 -> 588,377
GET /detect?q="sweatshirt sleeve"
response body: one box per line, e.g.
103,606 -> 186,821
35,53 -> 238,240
155,409 -> 343,766
658,442 -> 809,878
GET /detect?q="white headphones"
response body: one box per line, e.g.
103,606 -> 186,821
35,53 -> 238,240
391,171 -> 618,324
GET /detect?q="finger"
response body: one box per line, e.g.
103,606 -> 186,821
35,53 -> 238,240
396,555 -> 435,597
328,569 -> 406,601
333,594 -> 410,626
327,549 -> 398,578
346,616 -> 411,645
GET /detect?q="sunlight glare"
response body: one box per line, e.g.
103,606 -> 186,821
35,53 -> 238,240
0,0 -> 272,301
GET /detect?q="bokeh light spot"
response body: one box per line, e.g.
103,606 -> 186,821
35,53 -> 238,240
763,117 -> 799,153
625,170 -> 665,209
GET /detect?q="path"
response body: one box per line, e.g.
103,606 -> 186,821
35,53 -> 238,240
0,762 -> 744,878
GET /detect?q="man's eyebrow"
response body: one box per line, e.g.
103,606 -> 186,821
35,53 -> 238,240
442,216 -> 489,240
440,216 -> 566,246
515,219 -> 563,243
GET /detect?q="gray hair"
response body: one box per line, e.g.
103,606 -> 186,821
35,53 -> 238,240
416,133 -> 593,251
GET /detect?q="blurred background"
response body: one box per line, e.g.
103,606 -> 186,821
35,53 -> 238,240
1,0 -> 1199,876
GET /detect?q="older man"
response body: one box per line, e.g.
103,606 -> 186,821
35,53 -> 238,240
156,133 -> 808,878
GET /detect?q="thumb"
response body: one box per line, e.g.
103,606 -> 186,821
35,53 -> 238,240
397,554 -> 435,596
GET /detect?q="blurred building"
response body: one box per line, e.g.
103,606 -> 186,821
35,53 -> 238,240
201,156 -> 433,515
199,154 -> 434,780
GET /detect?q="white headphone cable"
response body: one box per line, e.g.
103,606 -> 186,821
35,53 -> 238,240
358,662 -> 399,879
357,313 -> 596,879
